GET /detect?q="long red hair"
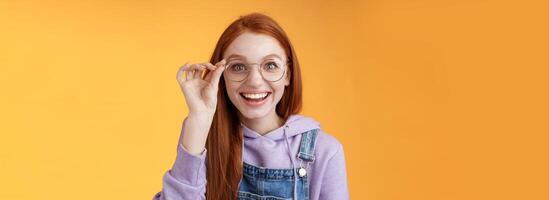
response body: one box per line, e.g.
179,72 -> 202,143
204,13 -> 303,199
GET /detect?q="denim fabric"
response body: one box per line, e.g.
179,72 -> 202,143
238,129 -> 319,200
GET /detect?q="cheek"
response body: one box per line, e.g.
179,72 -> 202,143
271,84 -> 286,103
224,81 -> 240,103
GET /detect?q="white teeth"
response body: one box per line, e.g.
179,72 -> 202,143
242,92 -> 269,99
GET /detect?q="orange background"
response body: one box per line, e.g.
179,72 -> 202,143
1,0 -> 548,199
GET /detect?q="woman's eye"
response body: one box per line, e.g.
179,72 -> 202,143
264,62 -> 279,70
230,64 -> 246,72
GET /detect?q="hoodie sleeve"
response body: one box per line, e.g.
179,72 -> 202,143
152,118 -> 207,200
319,143 -> 350,200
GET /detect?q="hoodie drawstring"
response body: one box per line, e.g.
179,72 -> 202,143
283,125 -> 298,200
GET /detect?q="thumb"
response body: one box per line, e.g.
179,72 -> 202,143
209,59 -> 226,88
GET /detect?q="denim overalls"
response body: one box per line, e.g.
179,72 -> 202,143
237,128 -> 319,200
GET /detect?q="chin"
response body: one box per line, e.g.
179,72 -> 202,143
238,107 -> 272,120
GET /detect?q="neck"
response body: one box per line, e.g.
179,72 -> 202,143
240,111 -> 285,136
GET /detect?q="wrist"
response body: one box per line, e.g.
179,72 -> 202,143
188,111 -> 215,120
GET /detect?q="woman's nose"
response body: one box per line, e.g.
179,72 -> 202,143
244,67 -> 266,85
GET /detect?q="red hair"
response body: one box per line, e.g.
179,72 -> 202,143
204,12 -> 303,199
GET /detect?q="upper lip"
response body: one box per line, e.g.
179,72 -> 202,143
239,90 -> 272,94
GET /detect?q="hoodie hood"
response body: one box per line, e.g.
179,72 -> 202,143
240,114 -> 321,168
241,114 -> 320,141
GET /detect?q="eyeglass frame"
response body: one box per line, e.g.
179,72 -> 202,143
223,59 -> 291,82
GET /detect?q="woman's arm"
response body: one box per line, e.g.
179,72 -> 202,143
152,118 -> 207,200
153,61 -> 226,199
319,143 -> 350,200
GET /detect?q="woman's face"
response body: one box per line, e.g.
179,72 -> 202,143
222,32 -> 290,120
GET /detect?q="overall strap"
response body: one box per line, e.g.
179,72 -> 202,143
297,129 -> 320,162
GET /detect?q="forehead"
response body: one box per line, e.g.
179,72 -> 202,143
223,32 -> 287,61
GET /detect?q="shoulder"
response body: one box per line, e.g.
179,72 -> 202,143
313,129 -> 344,163
291,114 -> 344,162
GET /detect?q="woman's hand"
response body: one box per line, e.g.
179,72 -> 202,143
175,59 -> 226,155
176,59 -> 227,117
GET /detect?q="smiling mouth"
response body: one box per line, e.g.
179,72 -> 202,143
240,92 -> 271,102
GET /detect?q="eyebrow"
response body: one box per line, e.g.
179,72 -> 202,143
226,53 -> 282,61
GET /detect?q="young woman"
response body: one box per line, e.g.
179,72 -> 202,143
153,13 -> 349,200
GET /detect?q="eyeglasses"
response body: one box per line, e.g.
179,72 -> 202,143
223,59 -> 289,82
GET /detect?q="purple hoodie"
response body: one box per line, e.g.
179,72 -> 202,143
153,114 -> 349,199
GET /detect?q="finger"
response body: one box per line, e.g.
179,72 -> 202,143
188,64 -> 200,79
215,58 -> 227,67
205,59 -> 225,82
209,63 -> 226,88
191,64 -> 204,79
204,63 -> 216,71
181,62 -> 196,81
186,63 -> 206,72
191,64 -> 207,79
204,67 -> 214,82
187,64 -> 200,80
186,70 -> 193,81
202,63 -> 216,81
177,62 -> 189,83
196,63 -> 209,79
